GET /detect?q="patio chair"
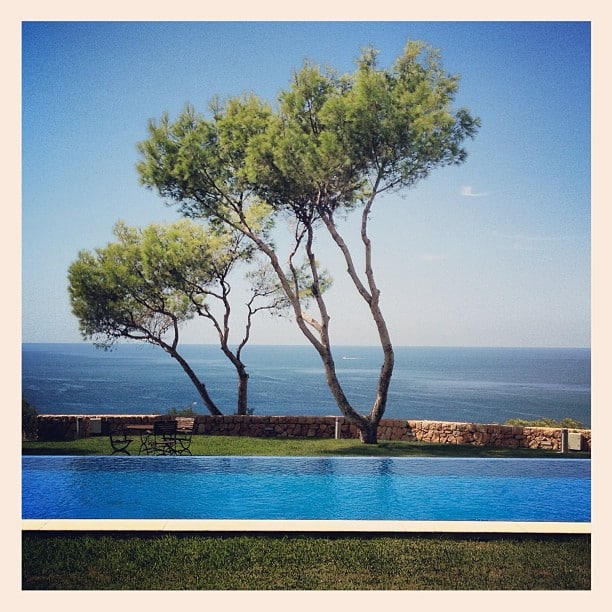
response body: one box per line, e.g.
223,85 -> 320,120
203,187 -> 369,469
175,417 -> 196,455
149,419 -> 178,455
109,426 -> 134,455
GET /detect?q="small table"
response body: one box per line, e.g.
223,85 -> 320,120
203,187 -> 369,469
125,424 -> 154,455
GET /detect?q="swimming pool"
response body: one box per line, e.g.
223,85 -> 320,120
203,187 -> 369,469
22,456 -> 590,522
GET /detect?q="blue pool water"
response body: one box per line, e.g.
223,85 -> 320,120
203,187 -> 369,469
22,456 -> 590,522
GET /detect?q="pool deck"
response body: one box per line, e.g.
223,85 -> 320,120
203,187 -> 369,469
21,519 -> 590,534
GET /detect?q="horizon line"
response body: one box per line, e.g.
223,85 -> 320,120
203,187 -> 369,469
20,341 -> 591,350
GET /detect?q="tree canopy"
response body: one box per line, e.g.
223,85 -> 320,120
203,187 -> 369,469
69,219 -> 288,415
136,41 -> 480,442
69,220 -> 224,413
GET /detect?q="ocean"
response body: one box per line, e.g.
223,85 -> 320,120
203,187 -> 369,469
21,343 -> 591,427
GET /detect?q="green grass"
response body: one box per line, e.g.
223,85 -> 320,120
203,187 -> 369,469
22,532 -> 590,590
22,434 -> 591,458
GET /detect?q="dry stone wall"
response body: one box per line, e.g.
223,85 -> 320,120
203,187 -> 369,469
34,414 -> 591,451
403,420 -> 591,451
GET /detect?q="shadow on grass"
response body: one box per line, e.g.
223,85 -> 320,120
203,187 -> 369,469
22,447 -> 102,456
317,441 -> 591,459
22,439 -> 112,456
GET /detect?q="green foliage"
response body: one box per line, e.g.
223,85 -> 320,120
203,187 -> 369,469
137,98 -> 275,228
163,404 -> 199,417
504,417 -> 585,429
67,219 -> 244,348
559,417 -> 586,429
22,399 -> 38,441
134,40 -> 480,437
70,221 -> 191,347
136,39 -> 479,246
244,41 -> 479,220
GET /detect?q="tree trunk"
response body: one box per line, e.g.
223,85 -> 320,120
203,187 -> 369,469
218,343 -> 251,415
358,419 -> 379,444
236,367 -> 249,415
168,349 -> 223,416
316,203 -> 395,445
313,343 -> 381,443
242,224 -> 382,442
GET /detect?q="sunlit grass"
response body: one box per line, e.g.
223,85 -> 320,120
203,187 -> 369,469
22,532 -> 590,590
22,434 -> 591,458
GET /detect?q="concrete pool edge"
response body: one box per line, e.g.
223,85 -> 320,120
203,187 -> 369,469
21,519 -> 591,534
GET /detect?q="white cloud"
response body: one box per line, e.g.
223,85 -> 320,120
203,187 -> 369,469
490,231 -> 561,251
461,185 -> 489,197
421,253 -> 447,262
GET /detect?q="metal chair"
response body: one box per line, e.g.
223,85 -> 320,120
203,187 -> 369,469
109,427 -> 134,455
149,420 -> 178,455
175,417 -> 196,455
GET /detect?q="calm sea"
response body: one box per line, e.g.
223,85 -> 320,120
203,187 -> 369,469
21,343 -> 591,427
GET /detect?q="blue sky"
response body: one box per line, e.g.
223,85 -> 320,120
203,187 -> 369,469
21,21 -> 591,347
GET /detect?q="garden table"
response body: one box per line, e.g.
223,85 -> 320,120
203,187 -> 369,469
109,419 -> 193,455
125,424 -> 155,455
108,424 -> 154,455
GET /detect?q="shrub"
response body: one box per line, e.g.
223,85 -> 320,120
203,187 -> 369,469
504,417 -> 584,429
22,399 -> 38,441
558,417 -> 586,429
164,404 -> 199,417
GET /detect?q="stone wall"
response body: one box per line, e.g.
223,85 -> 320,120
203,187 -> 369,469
34,414 -> 591,451
35,414 -> 160,441
35,415 -> 91,441
404,420 -> 591,451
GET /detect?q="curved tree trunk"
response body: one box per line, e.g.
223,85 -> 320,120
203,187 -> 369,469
241,225 -> 384,442
317,345 -> 382,443
167,348 -> 223,416
219,344 -> 250,415
314,198 -> 395,444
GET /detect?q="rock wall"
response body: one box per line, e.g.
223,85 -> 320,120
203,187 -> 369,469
34,414 -> 591,451
35,415 -> 91,441
404,420 -> 591,451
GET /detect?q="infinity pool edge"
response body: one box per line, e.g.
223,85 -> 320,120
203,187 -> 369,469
22,518 -> 591,534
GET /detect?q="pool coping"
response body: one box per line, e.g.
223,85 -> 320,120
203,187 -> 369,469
21,519 -> 591,534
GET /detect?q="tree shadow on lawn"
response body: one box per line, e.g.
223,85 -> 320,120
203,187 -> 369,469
22,440 -> 111,456
23,447 -> 101,456
318,441 -> 590,459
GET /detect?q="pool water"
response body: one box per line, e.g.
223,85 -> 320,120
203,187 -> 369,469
22,456 -> 590,522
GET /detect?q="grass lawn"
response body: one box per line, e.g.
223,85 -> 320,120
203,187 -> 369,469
22,532 -> 590,590
22,434 -> 591,458
22,434 -> 591,590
